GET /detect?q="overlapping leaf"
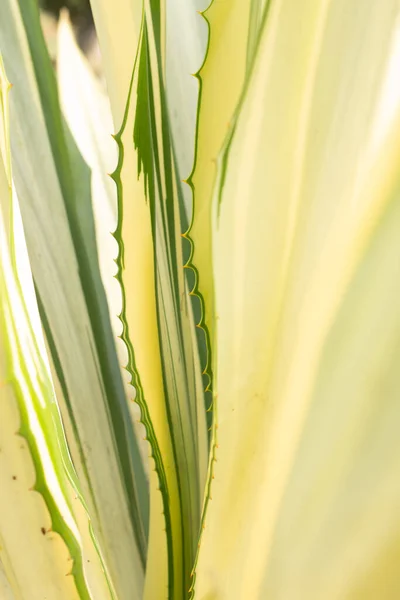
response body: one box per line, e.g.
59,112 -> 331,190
90,1 -> 209,597
0,55 -> 112,600
0,1 -> 148,598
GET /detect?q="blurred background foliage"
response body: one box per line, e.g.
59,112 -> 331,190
38,0 -> 101,73
39,0 -> 92,23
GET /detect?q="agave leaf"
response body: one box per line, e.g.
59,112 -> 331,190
89,0 -> 142,128
56,12 -> 119,318
165,0 -> 207,223
193,1 -> 400,598
133,5 -> 209,590
0,1 -> 148,597
164,0 -> 211,428
0,560 -> 14,600
188,0 -> 254,363
247,0 -> 269,67
0,57 -> 112,600
164,0 -> 209,462
90,1 -> 209,597
56,11 -> 151,472
91,3 -> 180,598
89,3 -> 172,598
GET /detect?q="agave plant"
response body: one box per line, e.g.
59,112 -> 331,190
1,0 -> 400,598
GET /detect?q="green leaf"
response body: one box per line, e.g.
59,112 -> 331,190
0,1 -> 148,597
0,56 -> 112,600
90,1 -> 209,597
134,8 -> 210,594
165,0 -> 207,224
246,0 -> 269,68
188,0 -> 254,366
